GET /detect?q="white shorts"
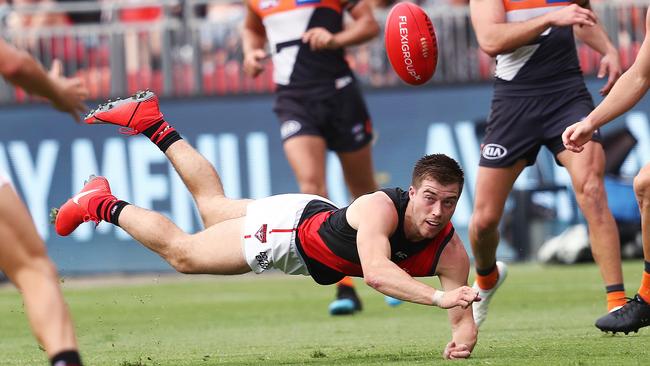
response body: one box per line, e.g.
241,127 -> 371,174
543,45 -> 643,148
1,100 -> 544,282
242,194 -> 336,275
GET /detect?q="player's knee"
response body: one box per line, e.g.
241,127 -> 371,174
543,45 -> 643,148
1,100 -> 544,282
575,176 -> 605,206
168,254 -> 197,274
470,211 -> 500,234
634,170 -> 650,205
165,239 -> 199,274
10,256 -> 58,287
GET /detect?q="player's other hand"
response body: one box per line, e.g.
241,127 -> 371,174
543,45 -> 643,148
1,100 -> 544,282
439,286 -> 481,309
48,59 -> 88,122
546,4 -> 596,27
443,341 -> 471,360
243,49 -> 267,78
302,27 -> 339,51
597,50 -> 622,96
562,119 -> 595,153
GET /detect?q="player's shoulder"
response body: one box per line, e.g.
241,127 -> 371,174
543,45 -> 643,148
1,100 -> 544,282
356,190 -> 396,209
347,191 -> 398,229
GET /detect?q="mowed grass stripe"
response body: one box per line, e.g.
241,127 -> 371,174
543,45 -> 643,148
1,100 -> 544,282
0,262 -> 648,365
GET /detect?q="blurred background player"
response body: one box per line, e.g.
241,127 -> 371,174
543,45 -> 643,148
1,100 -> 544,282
562,8 -> 650,335
0,39 -> 87,365
241,0 -> 396,314
468,0 -> 624,327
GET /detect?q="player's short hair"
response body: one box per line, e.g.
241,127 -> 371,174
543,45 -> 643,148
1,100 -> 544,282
411,154 -> 464,193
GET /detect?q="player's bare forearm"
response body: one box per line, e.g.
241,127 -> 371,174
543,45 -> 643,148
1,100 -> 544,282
585,59 -> 650,129
333,3 -> 379,48
573,22 -> 616,56
242,5 -> 267,55
583,12 -> 650,128
242,27 -> 266,55
473,19 -> 551,57
470,0 -> 551,57
471,0 -> 596,57
2,50 -> 63,104
363,260 -> 440,305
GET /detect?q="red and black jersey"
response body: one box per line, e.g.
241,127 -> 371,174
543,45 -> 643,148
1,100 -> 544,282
247,0 -> 360,97
295,188 -> 455,285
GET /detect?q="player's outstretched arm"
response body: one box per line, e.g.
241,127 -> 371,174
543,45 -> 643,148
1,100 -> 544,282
242,3 -> 268,78
0,40 -> 87,121
470,0 -> 596,57
302,0 -> 379,51
563,10 -> 650,152
437,234 -> 478,359
352,192 -> 478,307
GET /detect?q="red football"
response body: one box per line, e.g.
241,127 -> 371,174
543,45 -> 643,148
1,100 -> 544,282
384,3 -> 438,86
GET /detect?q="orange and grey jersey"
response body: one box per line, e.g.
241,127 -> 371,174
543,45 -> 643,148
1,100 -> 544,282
494,0 -> 584,96
248,0 -> 359,95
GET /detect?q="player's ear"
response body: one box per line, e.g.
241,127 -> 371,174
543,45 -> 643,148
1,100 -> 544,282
408,185 -> 416,198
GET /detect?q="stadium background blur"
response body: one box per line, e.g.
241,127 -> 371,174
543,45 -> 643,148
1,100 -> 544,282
0,0 -> 648,274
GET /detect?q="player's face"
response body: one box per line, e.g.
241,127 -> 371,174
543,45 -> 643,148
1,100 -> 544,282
408,178 -> 460,240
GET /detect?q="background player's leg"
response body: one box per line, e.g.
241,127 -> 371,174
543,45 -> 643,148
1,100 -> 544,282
470,161 -> 526,273
0,185 -> 79,360
633,165 -> 650,303
337,144 -> 378,198
116,204 -> 250,275
283,135 -> 328,197
469,161 -> 526,326
558,142 -> 625,311
163,140 -> 252,228
284,135 -> 369,314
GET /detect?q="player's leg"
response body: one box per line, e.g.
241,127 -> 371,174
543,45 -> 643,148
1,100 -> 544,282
329,83 -> 385,314
593,165 -> 650,333
283,135 -> 328,197
557,141 -> 625,312
333,82 -> 377,199
163,139 -> 252,227
117,205 -> 250,274
0,184 -> 82,365
469,161 -> 526,326
83,91 -> 250,228
633,165 -> 650,304
470,163 -> 525,270
54,176 -> 251,275
337,144 -> 378,198
284,136 -> 366,313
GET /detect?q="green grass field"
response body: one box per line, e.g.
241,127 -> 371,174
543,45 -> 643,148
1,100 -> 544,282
1,262 -> 649,365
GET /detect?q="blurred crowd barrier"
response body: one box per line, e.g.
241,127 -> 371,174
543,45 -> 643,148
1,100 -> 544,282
0,0 -> 647,102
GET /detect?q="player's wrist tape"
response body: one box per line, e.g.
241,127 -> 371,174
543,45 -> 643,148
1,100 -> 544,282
432,290 -> 445,307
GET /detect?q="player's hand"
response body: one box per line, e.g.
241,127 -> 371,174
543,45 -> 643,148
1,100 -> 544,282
546,4 -> 596,27
243,48 -> 267,78
438,286 -> 481,309
302,27 -> 339,51
443,341 -> 471,360
562,119 -> 596,153
597,50 -> 622,96
48,59 -> 88,122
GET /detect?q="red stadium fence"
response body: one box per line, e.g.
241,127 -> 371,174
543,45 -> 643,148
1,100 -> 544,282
0,0 -> 647,103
